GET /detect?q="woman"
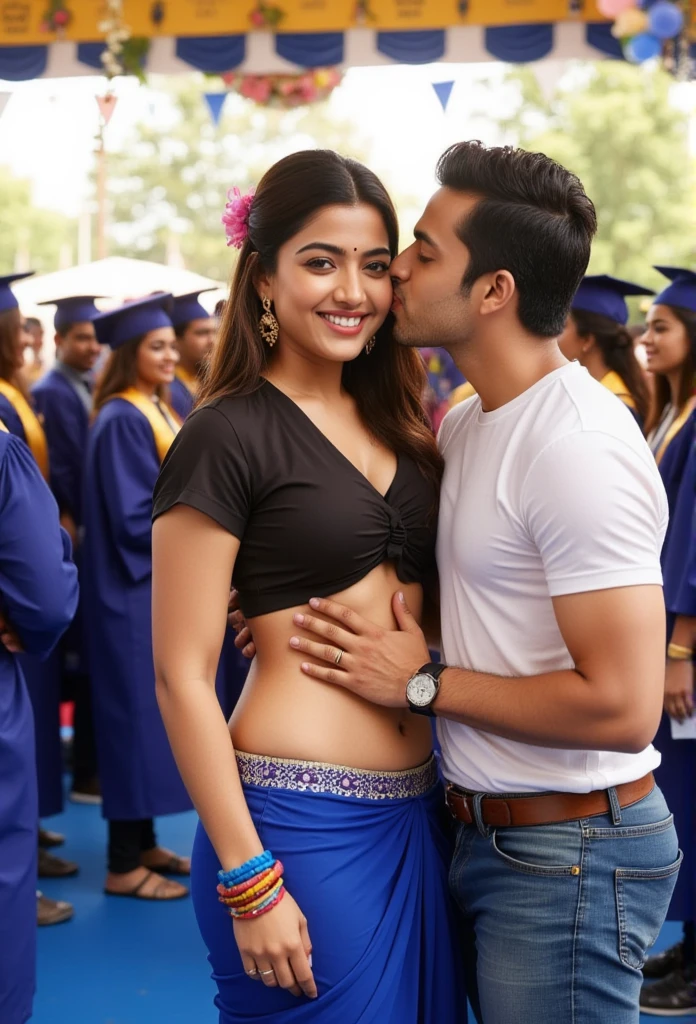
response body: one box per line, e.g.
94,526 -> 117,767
0,419 -> 79,1023
638,266 -> 696,1016
558,273 -> 652,426
151,151 -> 466,1022
0,273 -> 75,881
83,294 -> 192,901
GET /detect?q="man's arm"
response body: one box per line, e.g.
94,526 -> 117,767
290,583 -> 666,755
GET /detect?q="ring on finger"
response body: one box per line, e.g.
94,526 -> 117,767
334,648 -> 344,666
246,968 -> 258,977
259,968 -> 276,977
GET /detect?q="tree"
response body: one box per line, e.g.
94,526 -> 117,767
488,62 -> 696,292
0,165 -> 78,274
104,82 -> 372,280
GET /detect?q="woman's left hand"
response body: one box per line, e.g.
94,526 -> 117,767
288,591 -> 430,707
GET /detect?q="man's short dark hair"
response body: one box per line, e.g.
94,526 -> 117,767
23,317 -> 42,332
437,141 -> 597,337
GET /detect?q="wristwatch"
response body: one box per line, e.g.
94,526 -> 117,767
406,662 -> 446,717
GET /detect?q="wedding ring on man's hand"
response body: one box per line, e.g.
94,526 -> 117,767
334,648 -> 344,666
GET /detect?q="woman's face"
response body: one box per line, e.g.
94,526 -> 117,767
558,313 -> 588,364
261,203 -> 393,364
135,327 -> 178,387
642,304 -> 691,376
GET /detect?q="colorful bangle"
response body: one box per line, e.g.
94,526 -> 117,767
667,642 -> 694,662
231,885 -> 287,921
217,860 -> 283,900
228,878 -> 284,916
218,850 -> 274,889
218,862 -> 284,906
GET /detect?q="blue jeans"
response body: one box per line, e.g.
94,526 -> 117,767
449,785 -> 681,1024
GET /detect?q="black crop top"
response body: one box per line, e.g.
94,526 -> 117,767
152,380 -> 438,617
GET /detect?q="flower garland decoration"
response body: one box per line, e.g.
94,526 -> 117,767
249,3 -> 285,29
599,0 -> 691,74
222,68 -> 343,109
98,0 -> 150,83
40,1 -> 72,35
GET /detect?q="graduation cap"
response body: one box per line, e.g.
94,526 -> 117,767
93,294 -> 174,350
170,289 -> 217,330
37,295 -> 105,334
653,267 -> 696,314
0,271 -> 35,314
571,274 -> 655,327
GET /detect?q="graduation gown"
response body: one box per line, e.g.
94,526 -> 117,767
32,367 -> 90,527
169,371 -> 196,422
652,404 -> 696,922
600,370 -> 643,429
0,432 -> 78,1024
82,397 -> 191,821
0,381 -> 66,817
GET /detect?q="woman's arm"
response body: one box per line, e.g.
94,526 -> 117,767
152,505 -> 316,1000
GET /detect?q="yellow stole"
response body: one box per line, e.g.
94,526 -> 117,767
600,371 -> 636,411
110,388 -> 179,464
655,396 -> 696,467
175,366 -> 199,396
0,379 -> 50,480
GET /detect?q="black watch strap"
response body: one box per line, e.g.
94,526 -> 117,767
407,662 -> 446,717
420,662 -> 446,681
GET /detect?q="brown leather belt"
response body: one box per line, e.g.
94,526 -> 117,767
445,772 -> 654,828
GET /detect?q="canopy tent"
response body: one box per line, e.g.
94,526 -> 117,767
0,1 -> 631,81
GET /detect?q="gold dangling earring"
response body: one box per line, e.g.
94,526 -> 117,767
365,335 -> 376,355
258,296 -> 279,348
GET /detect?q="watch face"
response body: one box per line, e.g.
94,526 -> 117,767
407,672 -> 437,707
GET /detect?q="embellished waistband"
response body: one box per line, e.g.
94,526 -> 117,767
235,750 -> 438,800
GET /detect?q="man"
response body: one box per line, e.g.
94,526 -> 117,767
286,143 -> 677,1022
33,296 -> 104,808
169,290 -> 217,421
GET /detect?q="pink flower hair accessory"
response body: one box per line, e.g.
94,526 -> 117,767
222,186 -> 256,249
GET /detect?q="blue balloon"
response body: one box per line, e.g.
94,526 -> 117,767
626,32 -> 663,62
649,1 -> 684,40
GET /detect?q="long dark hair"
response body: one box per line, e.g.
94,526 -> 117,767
645,305 -> 696,435
571,309 -> 650,424
199,150 -> 443,491
93,334 -> 170,413
0,307 -> 29,397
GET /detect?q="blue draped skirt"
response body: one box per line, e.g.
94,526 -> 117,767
191,753 -> 467,1023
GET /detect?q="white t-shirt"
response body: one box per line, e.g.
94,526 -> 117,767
436,362 -> 668,794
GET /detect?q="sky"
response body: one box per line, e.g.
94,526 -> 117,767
0,61 -> 513,221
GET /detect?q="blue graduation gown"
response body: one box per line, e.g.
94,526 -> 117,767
653,408 -> 696,922
82,399 -> 191,821
32,368 -> 89,527
0,433 -> 78,1024
169,376 -> 194,422
0,390 -> 68,818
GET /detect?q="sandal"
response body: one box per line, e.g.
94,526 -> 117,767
104,869 -> 189,901
142,853 -> 191,877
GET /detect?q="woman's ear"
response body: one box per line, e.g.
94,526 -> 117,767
251,255 -> 272,304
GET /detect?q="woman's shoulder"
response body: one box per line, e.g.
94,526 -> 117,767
184,384 -> 277,442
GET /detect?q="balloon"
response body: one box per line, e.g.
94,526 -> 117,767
598,0 -> 636,16
648,1 -> 684,40
625,32 -> 663,62
611,7 -> 649,37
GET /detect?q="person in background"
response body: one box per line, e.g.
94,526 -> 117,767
33,296 -> 104,807
639,266 -> 696,1016
0,416 -> 79,1023
22,316 -> 45,385
83,294 -> 191,901
170,290 -> 218,422
0,273 -> 79,916
558,274 -> 652,428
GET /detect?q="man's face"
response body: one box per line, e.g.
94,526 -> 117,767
178,317 -> 217,369
58,322 -> 103,373
390,189 -> 479,350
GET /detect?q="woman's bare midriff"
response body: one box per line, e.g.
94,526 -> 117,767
228,562 -> 433,772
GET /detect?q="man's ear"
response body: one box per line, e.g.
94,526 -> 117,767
479,270 -> 516,318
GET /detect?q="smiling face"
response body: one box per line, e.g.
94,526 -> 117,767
642,304 -> 691,376
258,203 -> 393,363
135,327 -> 179,388
389,189 -> 480,351
58,321 -> 103,373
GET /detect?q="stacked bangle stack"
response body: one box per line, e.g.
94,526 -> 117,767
667,643 -> 694,662
217,851 -> 286,920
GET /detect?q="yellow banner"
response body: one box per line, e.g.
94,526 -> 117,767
0,0 -> 613,46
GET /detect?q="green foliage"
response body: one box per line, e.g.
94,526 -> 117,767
0,165 -> 77,274
496,63 -> 696,292
104,81 -> 370,280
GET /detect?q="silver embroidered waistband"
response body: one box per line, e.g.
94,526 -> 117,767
235,750 -> 438,800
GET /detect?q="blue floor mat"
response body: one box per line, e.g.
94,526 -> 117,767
32,797 -> 694,1022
